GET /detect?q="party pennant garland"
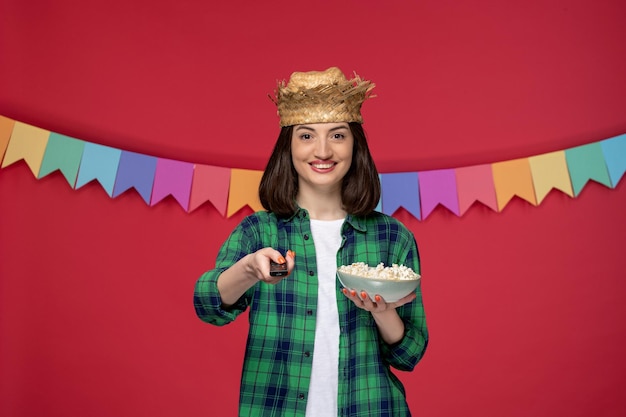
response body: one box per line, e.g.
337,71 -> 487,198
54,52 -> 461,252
1,115 -> 625,220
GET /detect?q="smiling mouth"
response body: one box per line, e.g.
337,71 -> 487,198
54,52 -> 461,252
311,163 -> 335,169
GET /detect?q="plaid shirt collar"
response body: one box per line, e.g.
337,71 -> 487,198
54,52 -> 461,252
284,206 -> 367,233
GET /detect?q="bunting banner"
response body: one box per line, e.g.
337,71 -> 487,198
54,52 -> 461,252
1,115 -> 625,220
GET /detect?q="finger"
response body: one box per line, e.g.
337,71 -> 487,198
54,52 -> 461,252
345,288 -> 356,299
341,288 -> 359,302
370,294 -> 386,311
261,247 -> 286,266
359,291 -> 377,311
266,249 -> 289,279
360,291 -> 373,304
254,248 -> 279,276
285,249 -> 296,275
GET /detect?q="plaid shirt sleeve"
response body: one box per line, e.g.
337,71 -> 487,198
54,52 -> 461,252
379,277 -> 428,371
193,214 -> 266,326
376,227 -> 428,372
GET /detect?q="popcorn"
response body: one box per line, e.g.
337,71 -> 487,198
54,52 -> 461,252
338,262 -> 419,280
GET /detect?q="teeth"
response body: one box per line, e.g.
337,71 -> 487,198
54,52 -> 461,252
313,163 -> 333,169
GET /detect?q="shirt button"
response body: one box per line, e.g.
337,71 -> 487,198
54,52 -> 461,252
303,234 -> 309,240
306,310 -> 313,315
298,393 -> 305,400
304,351 -> 310,357
308,270 -> 314,276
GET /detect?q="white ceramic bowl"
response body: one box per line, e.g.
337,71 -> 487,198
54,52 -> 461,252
336,270 -> 421,303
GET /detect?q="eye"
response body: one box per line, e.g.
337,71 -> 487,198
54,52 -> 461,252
331,133 -> 345,140
299,133 -> 312,140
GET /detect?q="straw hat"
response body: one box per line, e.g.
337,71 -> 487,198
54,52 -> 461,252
271,67 -> 375,127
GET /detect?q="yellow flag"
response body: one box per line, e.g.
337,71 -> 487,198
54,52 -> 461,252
1,121 -> 50,176
529,151 -> 574,204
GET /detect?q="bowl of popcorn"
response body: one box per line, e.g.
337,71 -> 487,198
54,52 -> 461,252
337,262 -> 421,303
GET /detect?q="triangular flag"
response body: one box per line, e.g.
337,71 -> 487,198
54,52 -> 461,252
113,151 -> 157,204
1,121 -> 50,176
380,172 -> 420,220
600,134 -> 626,187
150,158 -> 194,210
189,164 -> 231,215
227,169 -> 264,217
455,164 -> 498,215
565,142 -> 611,196
528,151 -> 573,204
0,115 -> 15,162
492,158 -> 537,210
75,143 -> 122,196
38,133 -> 85,186
418,169 -> 460,219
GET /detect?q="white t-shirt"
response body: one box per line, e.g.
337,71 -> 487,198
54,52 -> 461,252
305,218 -> 343,417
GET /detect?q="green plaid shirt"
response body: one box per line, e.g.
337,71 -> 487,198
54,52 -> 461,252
194,208 -> 428,417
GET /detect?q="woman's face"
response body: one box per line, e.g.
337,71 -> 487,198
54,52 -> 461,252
291,122 -> 354,194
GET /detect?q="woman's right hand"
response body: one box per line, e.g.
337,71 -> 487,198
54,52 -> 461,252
217,248 -> 296,308
247,248 -> 296,284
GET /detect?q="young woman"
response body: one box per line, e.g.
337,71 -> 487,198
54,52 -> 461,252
194,67 -> 428,417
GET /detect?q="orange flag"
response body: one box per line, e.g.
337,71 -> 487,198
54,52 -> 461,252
0,115 -> 15,162
492,158 -> 537,210
227,169 -> 264,217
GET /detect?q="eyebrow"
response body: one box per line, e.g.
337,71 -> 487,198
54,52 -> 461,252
295,125 -> 349,133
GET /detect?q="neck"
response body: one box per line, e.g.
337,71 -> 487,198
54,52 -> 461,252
296,184 -> 346,220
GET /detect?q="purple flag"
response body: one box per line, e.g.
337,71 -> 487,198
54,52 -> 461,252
113,151 -> 157,204
380,172 -> 421,220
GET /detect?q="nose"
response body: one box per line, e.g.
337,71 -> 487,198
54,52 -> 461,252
314,138 -> 332,159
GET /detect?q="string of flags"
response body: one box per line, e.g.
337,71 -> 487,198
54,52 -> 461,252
1,115 -> 624,220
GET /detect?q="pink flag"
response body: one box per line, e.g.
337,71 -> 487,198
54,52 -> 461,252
418,169 -> 460,219
455,164 -> 498,215
150,158 -> 194,211
189,164 -> 231,215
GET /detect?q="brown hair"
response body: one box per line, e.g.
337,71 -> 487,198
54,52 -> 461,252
259,122 -> 381,217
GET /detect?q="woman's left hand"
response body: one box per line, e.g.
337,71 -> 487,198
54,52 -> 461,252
341,288 -> 416,312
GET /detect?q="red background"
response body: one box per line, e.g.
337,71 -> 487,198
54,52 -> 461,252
1,1 -> 626,416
